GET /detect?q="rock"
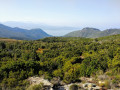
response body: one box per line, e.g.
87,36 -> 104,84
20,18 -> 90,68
50,77 -> 60,85
60,81 -> 66,86
28,76 -> 53,87
98,75 -> 109,80
83,83 -> 101,90
80,77 -> 94,82
99,80 -> 105,84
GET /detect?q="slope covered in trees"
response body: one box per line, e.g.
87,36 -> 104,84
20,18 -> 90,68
0,35 -> 120,89
0,24 -> 52,40
65,27 -> 120,38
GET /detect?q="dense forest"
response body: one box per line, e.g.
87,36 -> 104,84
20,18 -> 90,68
0,34 -> 120,90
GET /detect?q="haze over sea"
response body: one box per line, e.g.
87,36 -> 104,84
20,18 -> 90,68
0,0 -> 120,35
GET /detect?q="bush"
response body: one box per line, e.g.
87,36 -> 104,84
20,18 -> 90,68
69,84 -> 78,90
0,86 -> 2,90
104,80 -> 111,89
112,75 -> 120,84
39,70 -> 44,76
99,80 -> 111,89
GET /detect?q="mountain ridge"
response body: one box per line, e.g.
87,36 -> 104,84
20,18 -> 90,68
0,24 -> 52,40
65,27 -> 120,38
1,23 -> 120,40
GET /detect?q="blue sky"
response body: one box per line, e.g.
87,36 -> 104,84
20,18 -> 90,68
0,0 -> 120,29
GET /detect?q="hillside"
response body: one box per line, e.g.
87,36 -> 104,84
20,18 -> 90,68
0,38 -> 21,42
0,35 -> 120,89
65,27 -> 120,38
3,21 -> 80,36
0,24 -> 52,40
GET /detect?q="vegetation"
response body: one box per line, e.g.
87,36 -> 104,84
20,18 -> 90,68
69,84 -> 78,90
65,27 -> 120,38
0,34 -> 120,89
0,24 -> 51,40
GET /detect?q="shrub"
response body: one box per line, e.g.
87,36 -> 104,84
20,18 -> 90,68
99,80 -> 111,89
104,80 -> 111,89
39,70 -> 44,76
69,84 -> 78,90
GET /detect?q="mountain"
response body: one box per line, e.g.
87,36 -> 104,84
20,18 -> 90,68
97,29 -> 120,37
2,21 -> 80,36
65,27 -> 120,38
0,24 -> 52,40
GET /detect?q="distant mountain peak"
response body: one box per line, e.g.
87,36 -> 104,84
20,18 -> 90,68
14,27 -> 22,29
65,28 -> 120,38
30,28 -> 43,31
0,23 -> 52,40
82,27 -> 100,31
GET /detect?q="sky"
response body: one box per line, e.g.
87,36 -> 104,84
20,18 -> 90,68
0,0 -> 120,35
